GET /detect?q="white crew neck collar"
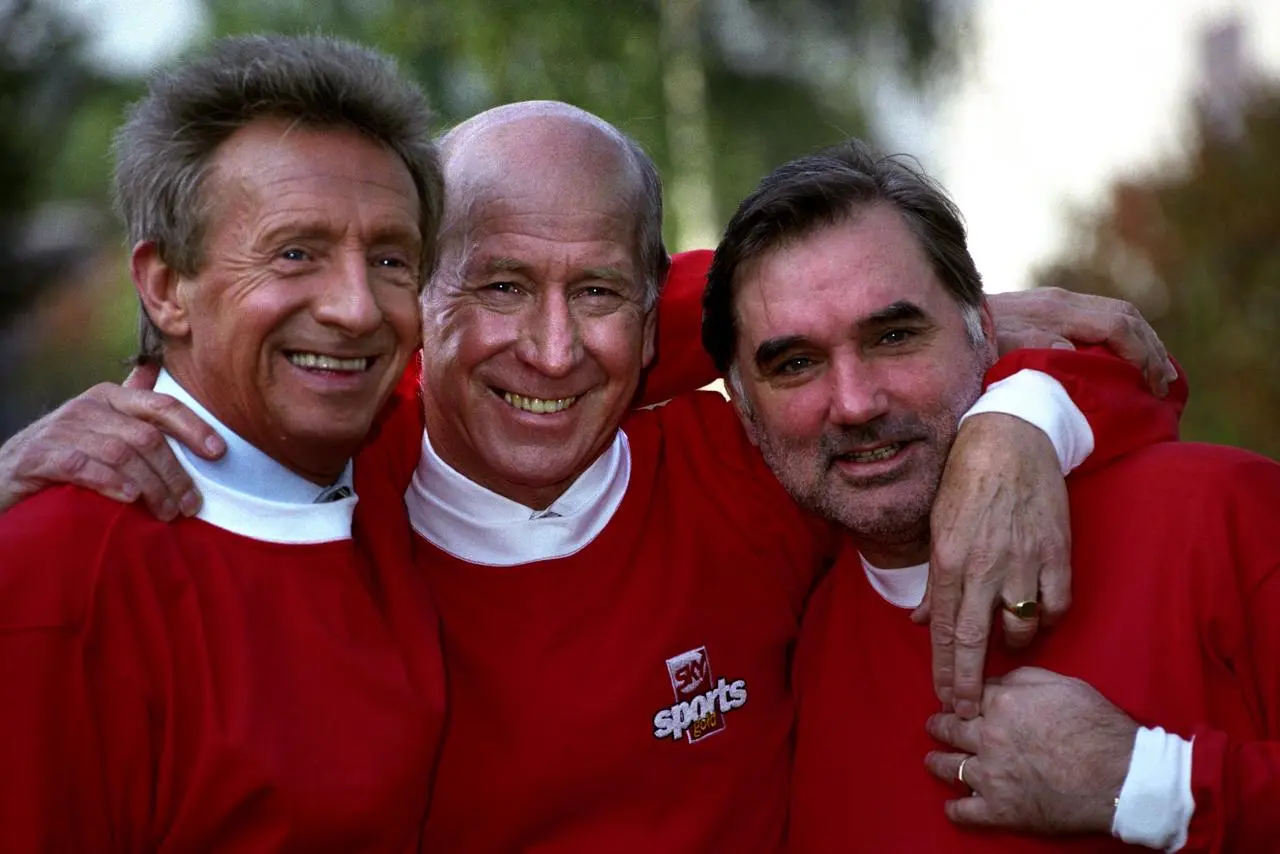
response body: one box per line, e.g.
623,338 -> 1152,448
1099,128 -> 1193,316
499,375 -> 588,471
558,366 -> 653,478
155,369 -> 356,543
404,426 -> 630,566
860,554 -> 930,610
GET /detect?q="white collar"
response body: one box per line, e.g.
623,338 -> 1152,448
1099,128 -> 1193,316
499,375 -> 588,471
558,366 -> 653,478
155,369 -> 356,544
405,426 -> 630,566
860,554 -> 930,610
155,369 -> 353,504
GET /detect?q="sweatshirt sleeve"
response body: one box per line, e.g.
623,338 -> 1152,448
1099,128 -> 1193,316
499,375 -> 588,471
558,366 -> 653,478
635,249 -> 720,406
982,346 -> 1187,476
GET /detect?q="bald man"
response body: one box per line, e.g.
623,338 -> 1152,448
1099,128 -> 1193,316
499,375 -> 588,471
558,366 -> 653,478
367,102 -> 1172,851
0,100 -> 1176,852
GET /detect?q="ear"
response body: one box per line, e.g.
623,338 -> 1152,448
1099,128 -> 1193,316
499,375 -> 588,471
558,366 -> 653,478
978,297 -> 998,363
131,241 -> 191,340
640,307 -> 658,370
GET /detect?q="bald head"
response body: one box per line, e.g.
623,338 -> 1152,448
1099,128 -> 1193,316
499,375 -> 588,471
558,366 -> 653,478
435,101 -> 667,307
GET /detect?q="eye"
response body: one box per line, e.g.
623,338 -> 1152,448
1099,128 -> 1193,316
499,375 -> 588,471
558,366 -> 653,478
485,280 -> 522,294
879,328 -> 915,346
776,355 -> 815,375
375,256 -> 408,269
581,285 -> 619,298
279,247 -> 310,262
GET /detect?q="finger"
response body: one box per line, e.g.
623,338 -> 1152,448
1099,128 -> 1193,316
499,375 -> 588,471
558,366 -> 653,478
111,418 -> 202,517
998,560 -> 1041,649
1000,602 -> 1040,649
1035,547 -> 1072,629
924,751 -> 976,789
1107,308 -> 1171,397
926,712 -> 983,754
122,361 -> 160,390
949,576 -> 998,718
911,578 -> 931,624
1097,308 -> 1170,397
927,563 -> 962,708
108,388 -> 225,460
30,450 -> 142,506
88,432 -> 186,521
944,793 -> 999,826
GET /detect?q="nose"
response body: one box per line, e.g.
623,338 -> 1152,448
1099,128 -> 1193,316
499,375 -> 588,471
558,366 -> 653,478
312,252 -> 384,336
516,289 -> 581,377
827,355 -> 889,426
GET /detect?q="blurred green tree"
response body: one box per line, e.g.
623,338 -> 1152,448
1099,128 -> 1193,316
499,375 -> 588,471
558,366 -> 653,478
1037,83 -> 1280,459
201,0 -> 958,249
0,0 -> 104,324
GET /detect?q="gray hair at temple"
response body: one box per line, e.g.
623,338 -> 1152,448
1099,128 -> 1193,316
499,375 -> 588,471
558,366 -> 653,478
113,33 -> 443,364
436,101 -> 669,311
702,138 -> 986,379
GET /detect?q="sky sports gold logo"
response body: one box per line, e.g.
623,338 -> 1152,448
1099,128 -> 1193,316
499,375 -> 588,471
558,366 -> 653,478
652,646 -> 748,744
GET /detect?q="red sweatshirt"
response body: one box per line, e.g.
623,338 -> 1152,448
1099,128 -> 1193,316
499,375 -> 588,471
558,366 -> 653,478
0,399 -> 445,853
789,438 -> 1280,853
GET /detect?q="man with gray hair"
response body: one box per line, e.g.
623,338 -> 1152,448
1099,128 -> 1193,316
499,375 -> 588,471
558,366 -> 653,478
701,138 -> 1279,852
0,34 -> 447,850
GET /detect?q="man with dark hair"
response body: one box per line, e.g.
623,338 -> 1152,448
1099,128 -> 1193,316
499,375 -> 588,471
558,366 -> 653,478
0,33 -> 447,850
703,138 -> 1280,851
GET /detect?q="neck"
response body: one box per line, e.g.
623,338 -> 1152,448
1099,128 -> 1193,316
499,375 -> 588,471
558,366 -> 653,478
163,362 -> 351,487
421,406 -> 584,512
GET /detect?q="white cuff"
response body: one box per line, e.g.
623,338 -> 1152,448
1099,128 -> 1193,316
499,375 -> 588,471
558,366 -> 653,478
1111,726 -> 1195,852
959,369 -> 1095,474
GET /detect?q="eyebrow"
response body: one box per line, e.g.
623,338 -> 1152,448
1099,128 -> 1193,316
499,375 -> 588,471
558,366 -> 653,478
754,335 -> 808,371
581,265 -> 630,284
485,256 -> 529,275
865,300 -> 928,326
479,257 -> 635,288
750,300 -> 931,371
257,219 -> 421,249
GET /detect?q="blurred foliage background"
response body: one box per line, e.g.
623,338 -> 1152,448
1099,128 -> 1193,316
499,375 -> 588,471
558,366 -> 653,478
0,0 -> 1276,458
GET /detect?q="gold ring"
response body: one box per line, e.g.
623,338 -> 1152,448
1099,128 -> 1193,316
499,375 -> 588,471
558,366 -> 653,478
1004,599 -> 1040,620
957,756 -> 972,787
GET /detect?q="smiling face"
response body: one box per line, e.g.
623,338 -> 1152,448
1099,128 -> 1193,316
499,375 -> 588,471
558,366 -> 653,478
730,204 -> 996,564
139,119 -> 423,483
420,115 -> 656,509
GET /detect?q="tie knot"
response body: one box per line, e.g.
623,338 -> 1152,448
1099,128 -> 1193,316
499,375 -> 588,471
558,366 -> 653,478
315,485 -> 354,504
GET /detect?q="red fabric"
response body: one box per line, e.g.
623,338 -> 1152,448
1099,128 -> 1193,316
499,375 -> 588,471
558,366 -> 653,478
0,446 -> 445,851
788,442 -> 1280,853
636,249 -> 720,404
984,345 -> 1189,476
417,392 -> 827,853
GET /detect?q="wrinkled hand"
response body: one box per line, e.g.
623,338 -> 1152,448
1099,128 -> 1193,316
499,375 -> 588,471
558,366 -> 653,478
923,667 -> 1137,834
0,362 -> 224,519
988,288 -> 1177,397
916,414 -> 1069,717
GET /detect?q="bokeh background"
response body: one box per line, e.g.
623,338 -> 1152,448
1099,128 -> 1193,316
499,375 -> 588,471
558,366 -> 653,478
2,0 -> 1277,457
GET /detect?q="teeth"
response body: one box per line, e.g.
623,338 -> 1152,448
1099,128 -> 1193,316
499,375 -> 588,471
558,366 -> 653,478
502,391 -> 579,414
288,352 -> 369,372
847,443 -> 901,463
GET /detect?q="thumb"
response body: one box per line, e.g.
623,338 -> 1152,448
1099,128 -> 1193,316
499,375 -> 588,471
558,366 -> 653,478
123,361 -> 161,390
911,581 -> 932,624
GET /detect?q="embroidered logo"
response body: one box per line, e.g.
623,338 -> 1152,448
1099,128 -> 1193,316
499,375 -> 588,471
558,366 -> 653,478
652,646 -> 748,743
